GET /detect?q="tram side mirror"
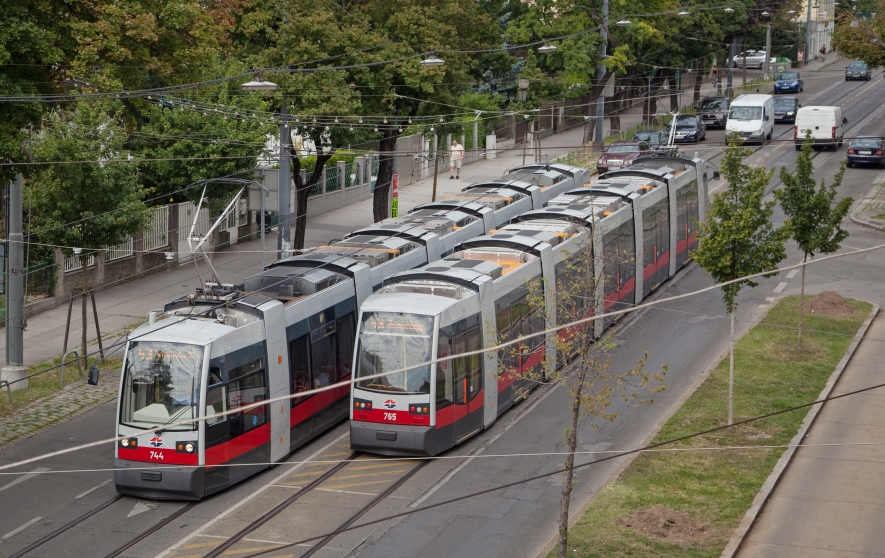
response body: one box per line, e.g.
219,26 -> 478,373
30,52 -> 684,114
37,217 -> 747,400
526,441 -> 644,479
87,365 -> 100,386
712,171 -> 721,180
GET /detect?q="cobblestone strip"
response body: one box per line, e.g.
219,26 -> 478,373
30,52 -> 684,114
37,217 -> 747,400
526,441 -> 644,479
0,370 -> 120,449
850,172 -> 885,231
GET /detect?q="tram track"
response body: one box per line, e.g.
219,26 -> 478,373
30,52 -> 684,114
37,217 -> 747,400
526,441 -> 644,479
194,449 -> 427,558
6,492 -> 195,558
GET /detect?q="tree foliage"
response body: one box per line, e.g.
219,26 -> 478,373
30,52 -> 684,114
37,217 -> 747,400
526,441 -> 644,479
775,136 -> 852,344
693,135 -> 789,314
30,102 -> 152,256
833,3 -> 885,68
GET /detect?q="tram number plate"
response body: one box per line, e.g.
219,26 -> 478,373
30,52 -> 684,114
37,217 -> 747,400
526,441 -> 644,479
383,412 -> 398,422
149,451 -> 165,460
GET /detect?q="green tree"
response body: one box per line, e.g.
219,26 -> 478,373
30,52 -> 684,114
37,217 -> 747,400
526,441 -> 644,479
775,137 -> 852,345
495,235 -> 665,558
693,134 -> 788,425
833,2 -> 885,68
30,102 -> 152,362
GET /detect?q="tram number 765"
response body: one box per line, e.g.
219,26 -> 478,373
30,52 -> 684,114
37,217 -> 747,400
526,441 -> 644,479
149,451 -> 165,460
383,412 -> 397,421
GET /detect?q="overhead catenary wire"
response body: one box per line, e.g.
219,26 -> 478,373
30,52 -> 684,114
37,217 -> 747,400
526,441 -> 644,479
1,239 -> 885,473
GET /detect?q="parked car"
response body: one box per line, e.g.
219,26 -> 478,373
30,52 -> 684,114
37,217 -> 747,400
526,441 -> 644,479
846,136 -> 885,168
732,50 -> 767,69
631,129 -> 667,148
596,141 -> 652,173
845,61 -> 872,81
773,71 -> 803,94
697,96 -> 729,129
664,115 -> 707,143
773,96 -> 801,123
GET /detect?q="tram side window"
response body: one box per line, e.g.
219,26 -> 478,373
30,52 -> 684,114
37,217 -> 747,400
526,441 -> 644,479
495,304 -> 512,370
336,313 -> 355,379
436,333 -> 454,408
228,367 -> 268,437
311,333 -> 337,387
205,368 -> 226,425
453,332 -> 469,404
289,335 -> 312,402
467,328 -> 483,396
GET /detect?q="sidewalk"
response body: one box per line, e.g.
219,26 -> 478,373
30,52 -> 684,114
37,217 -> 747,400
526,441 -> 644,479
735,312 -> 885,557
850,170 -> 885,231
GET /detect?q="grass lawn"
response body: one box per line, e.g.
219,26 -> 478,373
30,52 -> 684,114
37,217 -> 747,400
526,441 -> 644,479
0,355 -> 122,419
556,294 -> 872,557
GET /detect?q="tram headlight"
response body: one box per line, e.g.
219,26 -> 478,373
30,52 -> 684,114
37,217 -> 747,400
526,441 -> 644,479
176,440 -> 197,453
119,437 -> 137,448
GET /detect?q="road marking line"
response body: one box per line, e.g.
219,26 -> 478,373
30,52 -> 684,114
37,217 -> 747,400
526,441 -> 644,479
321,470 -> 408,483
75,479 -> 112,499
786,269 -> 800,279
154,432 -> 348,558
773,282 -> 789,293
2,517 -> 43,539
320,479 -> 401,491
316,488 -> 392,497
0,467 -> 50,492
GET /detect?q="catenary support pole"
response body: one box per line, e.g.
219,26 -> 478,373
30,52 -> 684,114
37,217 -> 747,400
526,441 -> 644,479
805,0 -> 813,66
729,311 -> 735,425
2,174 -> 27,390
594,0 -> 609,143
278,102 -> 291,260
727,37 -> 736,99
763,22 -> 772,79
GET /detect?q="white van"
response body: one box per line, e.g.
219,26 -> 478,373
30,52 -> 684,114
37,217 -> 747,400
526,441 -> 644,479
794,106 -> 847,150
726,94 -> 775,143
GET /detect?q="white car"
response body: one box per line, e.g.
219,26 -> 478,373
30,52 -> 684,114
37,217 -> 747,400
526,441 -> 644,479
732,50 -> 767,69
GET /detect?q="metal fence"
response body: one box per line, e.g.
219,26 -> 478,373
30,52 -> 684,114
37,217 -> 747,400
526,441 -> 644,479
325,165 -> 340,193
105,238 -> 134,262
143,205 -> 169,252
64,253 -> 96,273
345,161 -> 356,188
25,264 -> 55,300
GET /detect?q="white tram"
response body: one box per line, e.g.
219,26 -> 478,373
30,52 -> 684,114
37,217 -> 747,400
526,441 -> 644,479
113,164 -> 587,499
350,155 -> 707,456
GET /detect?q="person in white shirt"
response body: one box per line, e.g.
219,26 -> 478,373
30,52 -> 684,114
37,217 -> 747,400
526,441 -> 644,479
450,140 -> 465,179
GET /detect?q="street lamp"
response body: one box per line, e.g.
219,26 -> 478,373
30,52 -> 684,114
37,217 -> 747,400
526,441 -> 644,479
762,11 -> 773,79
538,41 -> 557,53
240,77 -> 292,260
420,54 -> 445,67
616,19 -> 632,26
724,7 -> 735,13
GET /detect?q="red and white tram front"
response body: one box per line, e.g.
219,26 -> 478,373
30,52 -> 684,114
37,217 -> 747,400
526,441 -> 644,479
350,292 -> 482,456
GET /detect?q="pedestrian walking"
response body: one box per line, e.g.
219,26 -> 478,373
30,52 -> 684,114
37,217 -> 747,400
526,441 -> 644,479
711,65 -> 719,86
449,139 -> 464,179
819,44 -> 827,62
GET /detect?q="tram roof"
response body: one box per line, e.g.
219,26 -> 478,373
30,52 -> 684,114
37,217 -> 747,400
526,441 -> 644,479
129,317 -> 233,346
361,290 -> 460,317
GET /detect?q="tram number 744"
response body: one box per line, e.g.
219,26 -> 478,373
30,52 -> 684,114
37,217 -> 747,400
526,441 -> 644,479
150,451 -> 165,460
383,412 -> 398,421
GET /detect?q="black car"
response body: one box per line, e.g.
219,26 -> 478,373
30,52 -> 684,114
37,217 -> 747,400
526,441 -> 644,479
697,96 -> 729,129
845,61 -> 871,81
847,136 -> 885,168
631,129 -> 667,148
773,96 -> 800,123
664,115 -> 707,143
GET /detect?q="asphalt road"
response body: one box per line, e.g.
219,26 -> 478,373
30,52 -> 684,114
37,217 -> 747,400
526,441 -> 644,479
1,61 -> 884,558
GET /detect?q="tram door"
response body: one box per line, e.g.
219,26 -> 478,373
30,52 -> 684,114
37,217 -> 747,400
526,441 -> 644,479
453,327 -> 483,442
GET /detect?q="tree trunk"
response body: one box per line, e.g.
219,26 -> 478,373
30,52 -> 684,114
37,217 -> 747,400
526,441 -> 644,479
373,131 -> 397,223
798,253 -> 807,346
728,311 -> 735,425
668,73 -> 679,112
558,391 -> 582,558
693,61 -> 703,105
290,147 -> 332,250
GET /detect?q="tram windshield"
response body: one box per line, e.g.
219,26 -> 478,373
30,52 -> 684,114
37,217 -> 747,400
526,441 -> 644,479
120,341 -> 204,431
356,312 -> 434,394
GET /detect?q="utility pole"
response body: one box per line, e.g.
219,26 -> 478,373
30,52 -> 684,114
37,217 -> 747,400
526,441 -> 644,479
594,0 -> 609,143
727,37 -> 736,99
741,36 -> 747,86
3,174 -> 27,390
278,103 -> 291,259
805,0 -> 813,66
763,21 -> 772,79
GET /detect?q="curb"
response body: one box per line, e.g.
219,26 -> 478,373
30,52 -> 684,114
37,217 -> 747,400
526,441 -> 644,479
720,302 -> 880,558
534,294 -> 770,558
